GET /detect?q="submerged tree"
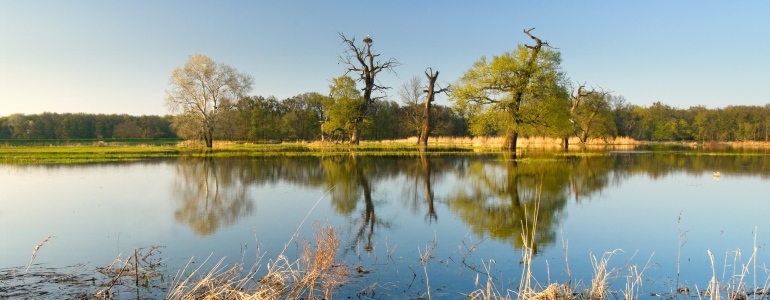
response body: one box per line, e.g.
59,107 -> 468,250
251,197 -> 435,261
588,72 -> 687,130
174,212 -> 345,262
452,28 -> 569,150
338,33 -> 400,144
165,54 -> 253,148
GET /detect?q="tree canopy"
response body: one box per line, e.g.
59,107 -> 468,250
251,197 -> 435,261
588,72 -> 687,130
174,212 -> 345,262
451,30 -> 571,150
165,54 -> 253,148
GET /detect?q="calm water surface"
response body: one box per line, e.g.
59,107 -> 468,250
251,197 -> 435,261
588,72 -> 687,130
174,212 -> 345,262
2,149 -> 769,298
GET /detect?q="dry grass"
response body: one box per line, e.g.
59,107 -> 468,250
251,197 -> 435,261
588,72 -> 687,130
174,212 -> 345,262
380,136 -> 642,149
23,236 -> 54,277
588,250 -> 619,300
165,223 -> 347,300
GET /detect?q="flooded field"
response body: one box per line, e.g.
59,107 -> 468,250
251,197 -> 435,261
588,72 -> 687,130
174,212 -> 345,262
2,148 -> 770,298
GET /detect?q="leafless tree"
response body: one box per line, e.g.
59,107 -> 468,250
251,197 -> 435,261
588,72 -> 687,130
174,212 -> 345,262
338,33 -> 400,144
398,75 -> 425,137
418,68 -> 449,147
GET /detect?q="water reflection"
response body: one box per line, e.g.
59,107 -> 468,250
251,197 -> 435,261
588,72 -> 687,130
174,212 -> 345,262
167,150 -> 770,253
172,157 -> 254,236
321,155 -> 393,252
400,153 -> 447,223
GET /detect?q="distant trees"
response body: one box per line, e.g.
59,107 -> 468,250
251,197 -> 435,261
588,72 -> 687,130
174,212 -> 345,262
0,113 -> 176,140
165,54 -> 253,148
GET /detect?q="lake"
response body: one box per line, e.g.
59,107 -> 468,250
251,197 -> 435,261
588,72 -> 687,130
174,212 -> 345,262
2,147 -> 770,299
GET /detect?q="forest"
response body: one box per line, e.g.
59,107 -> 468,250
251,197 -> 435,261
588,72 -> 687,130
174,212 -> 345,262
2,99 -> 769,143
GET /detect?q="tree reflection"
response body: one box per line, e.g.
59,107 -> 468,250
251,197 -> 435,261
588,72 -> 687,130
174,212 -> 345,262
321,155 -> 393,252
172,157 -> 254,236
400,153 -> 447,223
446,155 -> 565,254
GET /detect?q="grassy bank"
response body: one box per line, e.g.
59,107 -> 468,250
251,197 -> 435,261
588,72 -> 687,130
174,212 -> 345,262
2,137 -> 770,164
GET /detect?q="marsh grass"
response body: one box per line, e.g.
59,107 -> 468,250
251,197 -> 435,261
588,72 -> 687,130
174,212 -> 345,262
94,246 -> 166,298
165,223 -> 347,300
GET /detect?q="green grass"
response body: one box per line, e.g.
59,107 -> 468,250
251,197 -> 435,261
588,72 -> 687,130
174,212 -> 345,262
0,138 -> 182,147
0,140 -> 489,164
0,146 -> 182,164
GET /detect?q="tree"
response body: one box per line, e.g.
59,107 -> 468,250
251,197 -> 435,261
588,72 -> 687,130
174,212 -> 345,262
165,54 -> 253,148
418,68 -> 449,147
324,76 -> 365,142
338,33 -> 400,144
568,84 -> 616,143
281,93 -> 326,141
398,75 -> 425,137
452,28 -> 568,150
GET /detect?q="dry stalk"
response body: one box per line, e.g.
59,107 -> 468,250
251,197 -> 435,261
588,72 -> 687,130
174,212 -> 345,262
517,181 -> 542,300
418,234 -> 437,299
23,236 -> 54,277
708,249 -> 720,300
588,249 -> 620,299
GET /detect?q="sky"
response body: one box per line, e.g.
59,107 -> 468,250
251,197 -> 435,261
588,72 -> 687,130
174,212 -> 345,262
1,1 -> 769,117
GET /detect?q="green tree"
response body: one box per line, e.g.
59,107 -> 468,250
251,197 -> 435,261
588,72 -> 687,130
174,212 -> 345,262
451,29 -> 569,150
571,91 -> 617,142
280,93 -> 326,141
165,54 -> 253,148
248,96 -> 284,141
324,76 -> 364,142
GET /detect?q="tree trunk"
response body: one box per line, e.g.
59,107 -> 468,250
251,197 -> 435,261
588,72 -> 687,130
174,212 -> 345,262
419,69 -> 440,148
350,127 -> 361,145
503,129 -> 518,151
563,138 -> 569,149
204,126 -> 214,148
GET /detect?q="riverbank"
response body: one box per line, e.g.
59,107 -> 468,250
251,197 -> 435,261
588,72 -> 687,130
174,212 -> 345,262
2,137 -> 769,164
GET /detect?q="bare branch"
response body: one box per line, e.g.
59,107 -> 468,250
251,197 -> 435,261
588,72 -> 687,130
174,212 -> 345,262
523,27 -> 557,50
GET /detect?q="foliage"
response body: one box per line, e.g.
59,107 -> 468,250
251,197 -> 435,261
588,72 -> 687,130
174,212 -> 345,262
0,113 -> 176,140
572,92 -> 617,142
323,76 -> 364,140
451,45 -> 571,148
165,54 -> 253,148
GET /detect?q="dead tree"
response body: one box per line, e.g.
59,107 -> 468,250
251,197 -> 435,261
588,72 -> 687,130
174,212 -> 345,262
418,68 -> 449,147
338,33 -> 400,144
564,82 -> 593,148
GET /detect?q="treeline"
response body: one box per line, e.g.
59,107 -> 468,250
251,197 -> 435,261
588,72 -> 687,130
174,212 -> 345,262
171,93 -> 468,142
613,100 -> 770,142
0,113 -> 176,140
2,99 -> 769,143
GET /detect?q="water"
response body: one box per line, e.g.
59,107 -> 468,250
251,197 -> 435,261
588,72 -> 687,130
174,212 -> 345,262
2,149 -> 769,298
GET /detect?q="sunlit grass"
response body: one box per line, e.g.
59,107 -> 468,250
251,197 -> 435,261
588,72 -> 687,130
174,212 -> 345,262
4,137 -> 768,164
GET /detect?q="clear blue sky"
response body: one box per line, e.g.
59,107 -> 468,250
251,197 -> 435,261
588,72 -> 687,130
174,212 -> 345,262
2,1 -> 769,116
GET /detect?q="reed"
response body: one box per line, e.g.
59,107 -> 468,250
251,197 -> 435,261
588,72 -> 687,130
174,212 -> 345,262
165,224 -> 346,300
23,236 -> 54,277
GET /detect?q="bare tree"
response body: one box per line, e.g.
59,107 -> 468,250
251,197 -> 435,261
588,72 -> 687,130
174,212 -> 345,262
165,54 -> 253,148
338,33 -> 400,144
418,68 -> 449,147
564,82 -> 593,148
398,75 -> 425,137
